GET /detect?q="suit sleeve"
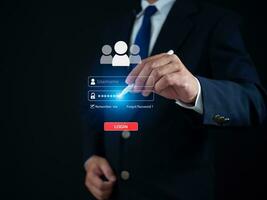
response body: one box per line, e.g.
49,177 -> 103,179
197,13 -> 267,126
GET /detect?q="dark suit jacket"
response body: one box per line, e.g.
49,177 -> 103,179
82,0 -> 267,199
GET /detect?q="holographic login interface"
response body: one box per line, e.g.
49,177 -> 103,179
88,41 -> 156,131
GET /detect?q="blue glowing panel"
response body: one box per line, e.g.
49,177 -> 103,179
88,90 -> 154,102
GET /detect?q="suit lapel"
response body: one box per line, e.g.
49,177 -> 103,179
107,0 -> 198,57
109,0 -> 199,58
151,0 -> 198,56
107,9 -> 137,47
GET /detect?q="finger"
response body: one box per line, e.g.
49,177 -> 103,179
87,164 -> 114,191
132,65 -> 154,93
89,185 -> 112,200
88,172 -> 114,191
154,72 -> 178,94
142,62 -> 181,96
133,54 -> 176,92
146,54 -> 178,70
99,159 -> 116,182
125,53 -> 166,84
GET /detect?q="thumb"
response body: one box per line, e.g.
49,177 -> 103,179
99,159 -> 116,182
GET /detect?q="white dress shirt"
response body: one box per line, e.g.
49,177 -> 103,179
130,0 -> 203,114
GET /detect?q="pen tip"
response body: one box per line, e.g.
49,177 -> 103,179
167,50 -> 174,55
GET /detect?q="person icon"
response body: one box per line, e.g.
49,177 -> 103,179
129,44 -> 141,64
112,41 -> 130,67
100,45 -> 113,64
90,78 -> 96,86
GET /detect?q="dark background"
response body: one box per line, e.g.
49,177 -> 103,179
2,0 -> 266,199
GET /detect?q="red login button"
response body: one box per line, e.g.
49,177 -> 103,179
104,122 -> 138,131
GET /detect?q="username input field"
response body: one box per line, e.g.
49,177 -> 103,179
88,76 -> 154,87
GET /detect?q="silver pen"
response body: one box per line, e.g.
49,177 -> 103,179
117,83 -> 135,99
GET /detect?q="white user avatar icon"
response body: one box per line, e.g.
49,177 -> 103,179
100,45 -> 113,64
90,92 -> 96,100
112,41 -> 130,67
90,78 -> 96,86
129,44 -> 141,64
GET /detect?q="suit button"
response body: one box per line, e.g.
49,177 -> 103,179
121,171 -> 130,180
213,114 -> 230,125
213,114 -> 223,124
224,117 -> 230,122
122,131 -> 131,139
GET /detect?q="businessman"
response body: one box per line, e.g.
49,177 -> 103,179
83,0 -> 267,199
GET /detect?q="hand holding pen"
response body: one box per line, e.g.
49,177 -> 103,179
122,50 -> 199,105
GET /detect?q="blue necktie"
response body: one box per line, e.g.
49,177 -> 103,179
134,6 -> 158,60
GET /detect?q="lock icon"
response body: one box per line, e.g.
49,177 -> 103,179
90,92 -> 96,100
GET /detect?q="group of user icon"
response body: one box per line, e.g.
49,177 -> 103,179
100,41 -> 141,66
